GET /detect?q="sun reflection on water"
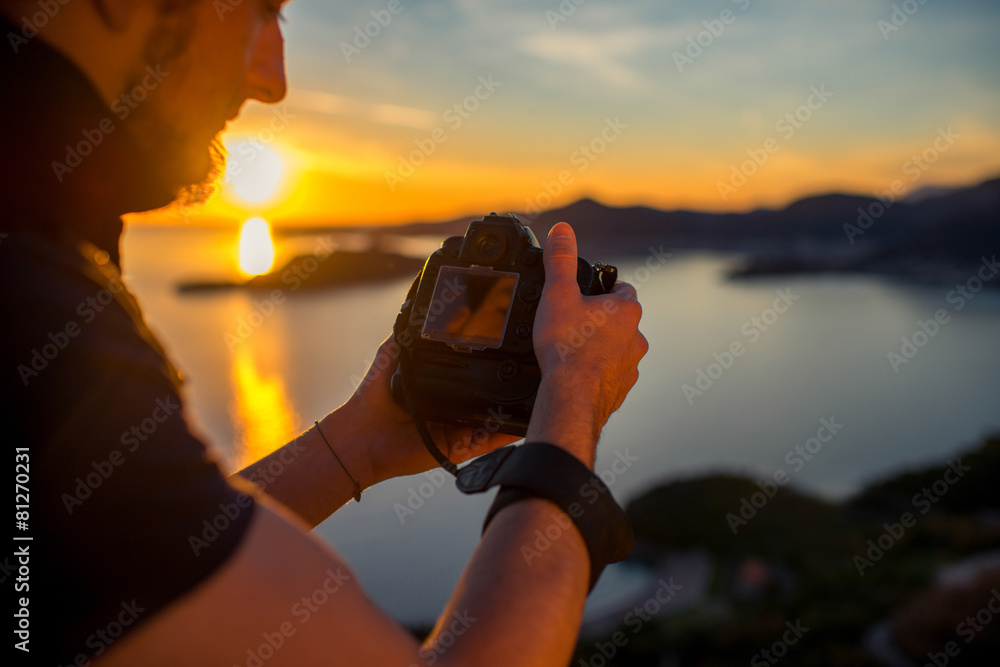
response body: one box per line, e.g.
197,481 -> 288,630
238,217 -> 276,276
230,342 -> 299,469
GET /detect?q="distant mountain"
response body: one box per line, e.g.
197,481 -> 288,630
379,176 -> 998,284
903,184 -> 964,204
526,177 -> 1000,267
266,176 -> 998,286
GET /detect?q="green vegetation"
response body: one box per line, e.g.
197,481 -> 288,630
573,435 -> 1000,666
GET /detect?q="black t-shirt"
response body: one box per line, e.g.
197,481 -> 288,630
1,230 -> 257,665
1,19 -> 258,664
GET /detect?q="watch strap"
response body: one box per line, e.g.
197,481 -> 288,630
456,442 -> 633,591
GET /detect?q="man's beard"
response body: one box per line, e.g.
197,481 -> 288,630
124,0 -> 229,209
173,137 -> 226,207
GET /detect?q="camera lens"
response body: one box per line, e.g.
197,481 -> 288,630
473,232 -> 506,264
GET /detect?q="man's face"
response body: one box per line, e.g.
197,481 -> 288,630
126,0 -> 288,200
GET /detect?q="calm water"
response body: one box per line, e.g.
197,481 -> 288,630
122,225 -> 1000,624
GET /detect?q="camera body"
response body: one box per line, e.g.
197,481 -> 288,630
391,213 -> 616,436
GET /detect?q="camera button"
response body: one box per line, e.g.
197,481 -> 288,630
519,279 -> 542,302
499,360 -> 519,380
516,323 -> 531,338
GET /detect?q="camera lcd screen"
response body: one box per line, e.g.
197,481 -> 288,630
421,266 -> 518,349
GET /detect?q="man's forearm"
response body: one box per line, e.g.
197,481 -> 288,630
423,372 -> 601,665
231,415 -> 373,528
428,497 -> 591,666
525,367 -> 601,467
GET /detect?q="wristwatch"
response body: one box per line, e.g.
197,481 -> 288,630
455,442 -> 634,591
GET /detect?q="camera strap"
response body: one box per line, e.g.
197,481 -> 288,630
394,272 -> 461,476
402,378 -> 460,476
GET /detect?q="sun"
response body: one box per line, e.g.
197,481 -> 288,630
222,139 -> 287,208
238,217 -> 275,276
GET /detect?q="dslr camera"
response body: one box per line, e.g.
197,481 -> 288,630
391,213 -> 617,436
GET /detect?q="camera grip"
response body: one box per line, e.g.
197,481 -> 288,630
576,258 -> 617,295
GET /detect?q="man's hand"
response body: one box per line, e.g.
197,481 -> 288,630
525,222 -> 648,468
340,337 -> 520,486
234,222 -> 643,524
233,337 -> 516,527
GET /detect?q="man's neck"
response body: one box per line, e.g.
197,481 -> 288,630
0,16 -> 176,262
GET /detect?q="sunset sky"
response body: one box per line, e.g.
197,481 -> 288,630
166,0 -> 1000,228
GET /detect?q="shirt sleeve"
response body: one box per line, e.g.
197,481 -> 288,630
3,233 -> 257,664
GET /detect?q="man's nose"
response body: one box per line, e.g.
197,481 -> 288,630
246,23 -> 287,104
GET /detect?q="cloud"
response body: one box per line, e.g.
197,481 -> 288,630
284,89 -> 438,131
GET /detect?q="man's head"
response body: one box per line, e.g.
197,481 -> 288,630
2,0 -> 288,204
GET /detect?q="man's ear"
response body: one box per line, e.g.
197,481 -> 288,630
92,0 -> 145,30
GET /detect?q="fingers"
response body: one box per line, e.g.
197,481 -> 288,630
543,222 -> 579,294
611,280 -> 638,301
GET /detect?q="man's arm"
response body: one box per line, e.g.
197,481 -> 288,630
107,222 -> 646,665
100,490 -> 590,667
230,349 -> 520,528
233,220 -> 638,526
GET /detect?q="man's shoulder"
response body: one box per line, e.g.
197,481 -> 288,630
0,229 -> 181,391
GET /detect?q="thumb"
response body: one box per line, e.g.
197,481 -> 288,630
543,222 -> 578,293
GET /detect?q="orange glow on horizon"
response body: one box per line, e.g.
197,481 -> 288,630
128,110 -> 1000,229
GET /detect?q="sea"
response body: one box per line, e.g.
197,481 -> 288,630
121,224 -> 1000,625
